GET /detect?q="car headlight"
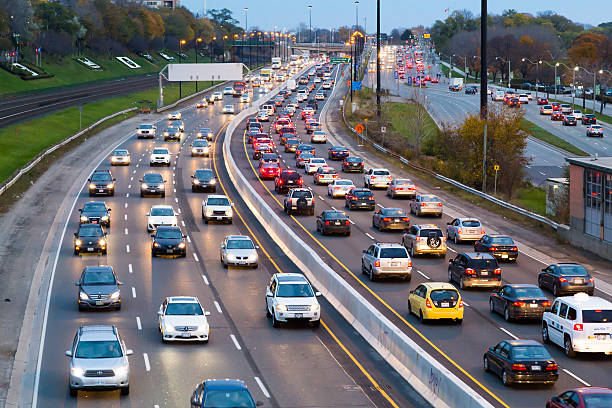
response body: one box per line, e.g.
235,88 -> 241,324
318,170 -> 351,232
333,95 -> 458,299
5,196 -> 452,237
79,291 -> 89,300
98,239 -> 106,246
167,114 -> 172,119
141,183 -> 148,189
192,148 -> 197,153
106,184 -> 114,189
75,239 -> 82,246
178,242 -> 186,249
101,215 -> 109,221
71,367 -> 85,377
159,184 -> 165,189
80,216 -> 88,222
111,157 -> 118,161
193,179 -> 200,184
310,304 -> 320,311
153,242 -> 159,247
89,183 -> 96,189
227,254 -> 236,260
110,290 -> 120,300
225,209 -> 233,217
114,366 -> 128,376
210,179 -> 216,184
164,132 -> 169,136
276,304 -> 287,311
206,208 -> 213,216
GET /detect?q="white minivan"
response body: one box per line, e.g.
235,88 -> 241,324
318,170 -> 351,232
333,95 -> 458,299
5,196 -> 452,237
542,293 -> 612,357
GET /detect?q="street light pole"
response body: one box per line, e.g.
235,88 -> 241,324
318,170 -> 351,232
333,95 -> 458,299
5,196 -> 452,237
179,39 -> 186,98
195,37 -> 202,92
480,0 -> 488,193
355,1 -> 359,32
308,5 -> 312,44
376,0 -> 381,120
244,8 -> 248,68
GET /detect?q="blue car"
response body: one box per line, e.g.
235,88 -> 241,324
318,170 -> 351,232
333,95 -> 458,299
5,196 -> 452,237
190,379 -> 262,408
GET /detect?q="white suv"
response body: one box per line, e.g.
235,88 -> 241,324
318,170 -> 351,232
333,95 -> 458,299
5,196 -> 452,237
146,205 -> 177,231
364,168 -> 392,189
305,158 -> 327,174
149,147 -> 171,166
202,195 -> 233,224
265,273 -> 321,328
542,293 -> 612,357
158,296 -> 210,342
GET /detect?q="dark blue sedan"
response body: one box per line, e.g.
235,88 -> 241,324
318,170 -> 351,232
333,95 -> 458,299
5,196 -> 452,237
190,379 -> 262,408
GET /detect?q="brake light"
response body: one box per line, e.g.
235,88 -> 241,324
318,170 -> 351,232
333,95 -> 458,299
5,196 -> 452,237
465,268 -> 475,274
546,363 -> 558,371
407,260 -> 412,267
383,218 -> 391,222
374,260 -> 380,267
489,247 -> 498,251
458,299 -> 463,308
457,228 -> 463,234
425,298 -> 432,308
511,246 -> 518,251
325,221 -> 330,225
481,228 -> 486,234
420,202 -> 426,207
494,268 -> 501,275
573,324 -> 583,331
589,278 -> 594,283
511,364 -> 527,371
559,277 -> 568,282
542,301 -> 551,307
513,301 -> 525,307
368,197 -> 374,200
345,220 -> 350,225
402,217 -> 409,221
437,202 -> 443,207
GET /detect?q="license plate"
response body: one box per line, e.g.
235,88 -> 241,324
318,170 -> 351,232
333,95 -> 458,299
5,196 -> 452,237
95,301 -> 104,306
531,365 -> 541,371
359,202 -> 367,206
295,313 -> 302,318
574,279 -> 583,284
92,220 -> 97,224
98,189 -> 104,193
530,303 -> 538,308
182,332 -> 191,338
334,221 -> 340,225
394,219 -> 400,222
481,271 -> 488,276
501,254 -> 508,259
441,302 -> 450,307
166,249 -> 173,254
87,248 -> 94,252
391,262 -> 400,267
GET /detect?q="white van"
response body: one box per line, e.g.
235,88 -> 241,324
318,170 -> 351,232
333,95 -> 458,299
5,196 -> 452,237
261,104 -> 275,116
542,293 -> 612,357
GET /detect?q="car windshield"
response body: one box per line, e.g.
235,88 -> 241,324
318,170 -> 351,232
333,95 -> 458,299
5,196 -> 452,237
354,191 -> 372,198
583,394 -> 612,407
512,345 -> 551,360
347,157 -> 362,163
151,207 -> 174,216
166,127 -> 178,133
333,147 -> 347,151
373,170 -> 389,176
207,198 -> 230,206
75,340 -> 122,359
419,229 -> 443,237
113,150 -> 128,156
226,239 -> 255,249
421,196 -> 440,202
277,283 -> 314,297
395,179 -> 413,185
195,170 -> 213,179
325,211 -> 346,220
469,258 -> 498,269
380,248 -> 408,258
311,159 -> 325,164
513,287 -> 545,298
82,270 -> 116,285
461,220 -> 481,227
156,229 -> 182,239
83,202 -> 106,211
203,390 -> 255,407
286,139 -> 299,144
582,310 -> 612,323
282,172 -> 300,180
79,226 -> 103,237
489,236 -> 514,245
558,265 -> 588,276
143,174 -> 163,183
153,148 -> 168,154
140,124 -> 153,129
201,128 -> 212,133
382,209 -> 405,216
292,191 -> 312,199
299,153 -> 314,160
430,289 -> 459,302
193,140 -> 208,147
165,302 -> 203,315
91,173 -> 111,182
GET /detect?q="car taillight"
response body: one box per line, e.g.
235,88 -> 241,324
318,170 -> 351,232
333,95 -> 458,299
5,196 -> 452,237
465,268 -> 475,275
325,221 -> 330,225
589,278 -> 594,283
420,202 -> 426,207
374,260 -> 380,267
573,324 -> 583,331
383,218 -> 391,222
513,301 -> 525,307
481,228 -> 486,234
546,363 -> 558,371
559,277 -> 568,282
489,247 -> 498,251
402,217 -> 409,221
458,299 -> 463,308
425,298 -> 432,308
369,197 -> 374,200
457,228 -> 463,234
437,202 -> 443,207
345,220 -> 350,225
542,301 -> 551,307
494,268 -> 501,275
511,364 -> 527,371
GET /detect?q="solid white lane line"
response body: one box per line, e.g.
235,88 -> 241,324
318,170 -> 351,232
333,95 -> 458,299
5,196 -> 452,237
124,214 -> 127,221
193,253 -> 199,262
136,317 -> 142,330
462,300 -> 470,307
132,287 -> 136,298
139,158 -> 142,162
230,334 -> 241,350
124,228 -> 128,235
365,233 -> 375,240
447,247 -> 457,253
181,220 -> 186,227
563,369 -> 591,387
126,244 -> 130,253
348,219 -> 355,225
187,236 -> 191,243
128,264 -> 133,274
376,203 -> 384,208
201,275 -> 209,285
143,353 -> 150,372
416,270 -> 430,280
254,377 -> 271,399
177,208 -> 181,214
499,327 -> 518,340
214,301 -> 222,313
331,206 -> 337,211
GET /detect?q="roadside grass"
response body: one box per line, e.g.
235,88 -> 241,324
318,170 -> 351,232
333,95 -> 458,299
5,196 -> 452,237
0,80 -> 214,184
520,119 -> 588,156
513,187 -> 547,216
382,102 -> 438,144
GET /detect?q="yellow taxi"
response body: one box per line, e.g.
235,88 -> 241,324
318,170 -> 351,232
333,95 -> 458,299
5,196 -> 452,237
408,282 -> 463,324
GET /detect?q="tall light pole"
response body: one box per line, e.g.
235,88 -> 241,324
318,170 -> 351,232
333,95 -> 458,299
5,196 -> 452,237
376,0 -> 381,120
480,0 -> 488,193
179,39 -> 186,98
599,69 -> 611,114
308,5 -> 312,44
195,37 -> 202,91
541,60 -> 559,99
575,66 -> 598,113
244,8 -> 248,68
521,58 -> 542,98
354,1 -> 359,31
495,57 -> 511,89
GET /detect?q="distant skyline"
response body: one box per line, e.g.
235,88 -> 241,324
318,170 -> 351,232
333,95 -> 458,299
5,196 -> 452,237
184,0 -> 611,32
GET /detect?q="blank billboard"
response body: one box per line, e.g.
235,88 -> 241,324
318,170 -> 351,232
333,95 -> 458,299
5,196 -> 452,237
167,63 -> 243,82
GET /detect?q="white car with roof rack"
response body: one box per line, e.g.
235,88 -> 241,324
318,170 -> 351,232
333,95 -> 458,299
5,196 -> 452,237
265,273 -> 321,328
158,296 -> 210,342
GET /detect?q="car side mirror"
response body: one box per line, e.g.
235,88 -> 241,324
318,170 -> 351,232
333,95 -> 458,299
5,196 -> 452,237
113,178 -> 116,181
315,291 -> 321,297
146,212 -> 150,216
205,311 -> 211,316
489,346 -> 495,352
107,208 -> 111,212
78,208 -> 83,212
221,244 -> 225,249
73,233 -> 78,237
74,282 -> 80,286
446,222 -> 451,225
362,249 -> 366,253
182,234 -> 186,238
87,178 -> 91,182
231,203 -> 235,207
255,245 -> 260,249
117,281 -> 123,286
126,349 -> 133,356
104,233 -> 108,237
550,397 -> 560,403
266,290 -> 272,297
65,350 -> 72,357
157,310 -> 162,315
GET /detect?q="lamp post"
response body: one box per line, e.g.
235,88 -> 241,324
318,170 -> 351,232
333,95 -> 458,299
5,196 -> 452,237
179,39 -> 186,98
521,58 -> 542,98
244,7 -> 248,68
598,69 -> 611,114
449,54 -> 453,82
495,57 -> 511,89
540,60 -> 559,100
308,5 -> 312,44
354,1 -> 359,32
195,37 -> 202,91
575,66 -> 597,113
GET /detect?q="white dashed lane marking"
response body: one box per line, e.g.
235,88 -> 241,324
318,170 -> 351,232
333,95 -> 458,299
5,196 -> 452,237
563,369 -> 591,387
499,327 -> 518,340
143,353 -> 150,371
365,233 -> 375,240
136,317 -> 142,330
131,287 -> 136,298
202,275 -> 209,285
254,376 -> 271,399
214,301 -> 222,313
230,334 -> 241,350
193,253 -> 199,262
128,264 -> 133,274
126,244 -> 130,253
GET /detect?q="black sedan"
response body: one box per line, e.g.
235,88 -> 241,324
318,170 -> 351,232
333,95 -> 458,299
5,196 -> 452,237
79,201 -> 111,227
483,339 -> 558,386
191,169 -> 217,193
316,210 -> 351,236
284,138 -> 301,153
191,379 -> 259,408
197,127 -> 214,140
538,263 -> 594,296
74,223 -> 107,255
140,172 -> 166,197
328,146 -> 350,161
372,208 -> 410,231
151,226 -> 186,257
76,266 -> 122,311
474,234 -> 518,262
88,170 -> 115,197
562,115 -> 577,126
342,156 -> 364,173
345,188 -> 375,210
489,284 -> 551,321
581,113 -> 596,125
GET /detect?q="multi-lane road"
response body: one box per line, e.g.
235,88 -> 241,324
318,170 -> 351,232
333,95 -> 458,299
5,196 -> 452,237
229,60 -> 612,408
32,65 -> 431,408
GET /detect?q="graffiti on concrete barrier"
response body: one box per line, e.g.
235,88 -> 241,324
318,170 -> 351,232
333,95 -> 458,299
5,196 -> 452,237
428,367 -> 441,397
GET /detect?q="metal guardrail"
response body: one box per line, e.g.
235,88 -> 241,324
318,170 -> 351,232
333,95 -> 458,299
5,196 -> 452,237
0,107 -> 137,197
339,77 -> 562,230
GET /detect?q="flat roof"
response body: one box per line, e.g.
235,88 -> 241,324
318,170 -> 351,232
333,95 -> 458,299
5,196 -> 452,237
566,156 -> 612,173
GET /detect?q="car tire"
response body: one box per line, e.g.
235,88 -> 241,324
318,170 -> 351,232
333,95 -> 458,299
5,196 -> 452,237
345,231 -> 351,236
419,310 -> 426,323
204,218 -> 209,224
140,192 -> 144,197
538,277 -> 544,289
483,357 -> 490,372
161,193 -> 165,198
361,260 -> 367,275
69,385 -> 78,397
369,267 -> 376,282
455,318 -> 463,325
564,336 -> 576,357
266,303 -> 271,318
489,299 -> 495,313
502,370 -> 511,386
553,283 -> 560,297
448,268 -> 454,283
460,277 -> 466,290
410,245 -> 415,258
454,234 -> 459,244
407,300 -> 412,315
115,303 -> 121,311
311,319 -> 321,328
542,323 -> 550,344
192,186 -> 196,192
78,303 -> 85,312
272,313 -> 280,328
504,307 -> 511,322
120,386 -> 129,396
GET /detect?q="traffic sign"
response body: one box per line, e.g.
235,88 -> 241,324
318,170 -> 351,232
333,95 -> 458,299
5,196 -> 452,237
355,123 -> 365,134
331,57 -> 351,64
423,33 -> 431,39
494,164 -> 500,171
381,126 -> 387,133
351,81 -> 362,91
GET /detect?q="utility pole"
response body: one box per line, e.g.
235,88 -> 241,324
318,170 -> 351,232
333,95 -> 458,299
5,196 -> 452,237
376,0 -> 381,120
480,0 -> 488,193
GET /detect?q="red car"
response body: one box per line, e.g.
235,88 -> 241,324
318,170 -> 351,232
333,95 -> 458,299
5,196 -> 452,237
546,387 -> 612,408
259,162 -> 281,179
551,102 -> 561,111
507,98 -> 521,107
537,97 -> 549,105
431,78 -> 439,83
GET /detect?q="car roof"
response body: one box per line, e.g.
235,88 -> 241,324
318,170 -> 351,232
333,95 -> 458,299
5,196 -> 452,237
226,235 -> 252,241
463,252 -> 496,260
203,378 -> 248,390
423,282 -> 457,291
79,325 -> 118,342
276,273 -> 308,283
557,293 -> 612,308
505,339 -> 543,347
168,296 -> 199,303
574,387 -> 612,395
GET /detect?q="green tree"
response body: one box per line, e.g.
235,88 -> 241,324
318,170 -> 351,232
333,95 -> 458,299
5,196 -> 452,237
400,29 -> 413,42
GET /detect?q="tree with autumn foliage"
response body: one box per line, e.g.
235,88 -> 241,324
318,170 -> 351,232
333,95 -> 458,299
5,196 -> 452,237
568,33 -> 612,69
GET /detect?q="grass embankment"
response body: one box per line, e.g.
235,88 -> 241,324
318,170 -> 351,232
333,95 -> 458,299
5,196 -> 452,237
0,80 -> 211,184
521,119 -> 588,156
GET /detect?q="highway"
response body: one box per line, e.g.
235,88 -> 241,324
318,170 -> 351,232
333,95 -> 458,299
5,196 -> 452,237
32,64 -> 430,408
229,59 -> 612,408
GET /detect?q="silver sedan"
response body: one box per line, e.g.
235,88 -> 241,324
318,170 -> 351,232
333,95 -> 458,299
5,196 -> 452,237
220,235 -> 258,268
446,218 -> 485,244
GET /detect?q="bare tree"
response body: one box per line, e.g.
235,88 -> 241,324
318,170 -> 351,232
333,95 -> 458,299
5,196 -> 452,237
406,88 -> 433,156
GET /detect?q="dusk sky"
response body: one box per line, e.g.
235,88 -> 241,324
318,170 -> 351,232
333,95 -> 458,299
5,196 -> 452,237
183,0 -> 611,32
